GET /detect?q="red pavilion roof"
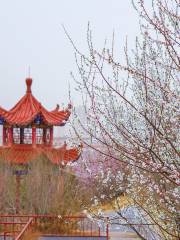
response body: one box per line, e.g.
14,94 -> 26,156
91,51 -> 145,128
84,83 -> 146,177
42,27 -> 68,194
0,78 -> 71,126
0,143 -> 82,165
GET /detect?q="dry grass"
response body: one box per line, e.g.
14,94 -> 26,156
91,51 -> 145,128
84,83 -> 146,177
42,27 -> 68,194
23,230 -> 41,240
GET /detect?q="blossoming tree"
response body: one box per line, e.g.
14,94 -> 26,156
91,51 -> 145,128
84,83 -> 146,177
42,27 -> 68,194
69,0 -> 180,239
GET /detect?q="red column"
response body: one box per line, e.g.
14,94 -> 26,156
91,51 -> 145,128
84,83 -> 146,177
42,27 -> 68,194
43,128 -> 47,145
50,127 -> 53,146
2,126 -> 6,145
32,127 -> 36,146
8,127 -> 13,146
20,128 -> 24,144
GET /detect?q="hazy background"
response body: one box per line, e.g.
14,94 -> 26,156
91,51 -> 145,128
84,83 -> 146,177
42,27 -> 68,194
0,0 -> 139,111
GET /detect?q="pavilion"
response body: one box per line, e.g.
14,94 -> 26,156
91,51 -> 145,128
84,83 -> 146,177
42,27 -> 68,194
0,78 -> 82,165
0,77 -> 82,213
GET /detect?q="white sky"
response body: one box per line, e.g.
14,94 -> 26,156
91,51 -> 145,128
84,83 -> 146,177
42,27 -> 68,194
0,0 -> 139,110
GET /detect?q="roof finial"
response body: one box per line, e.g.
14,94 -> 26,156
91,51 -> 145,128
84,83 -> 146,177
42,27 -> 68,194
26,77 -> 32,93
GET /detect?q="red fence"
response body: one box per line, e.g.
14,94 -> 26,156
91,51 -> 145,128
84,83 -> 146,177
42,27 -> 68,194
0,215 -> 109,240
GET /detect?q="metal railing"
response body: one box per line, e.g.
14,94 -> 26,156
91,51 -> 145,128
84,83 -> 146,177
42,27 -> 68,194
0,215 -> 109,240
0,215 -> 32,240
15,218 -> 34,240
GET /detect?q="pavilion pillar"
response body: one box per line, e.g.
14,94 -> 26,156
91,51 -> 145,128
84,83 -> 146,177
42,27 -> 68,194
20,128 -> 24,144
43,128 -> 47,145
2,126 -> 7,145
50,127 -> 53,146
32,127 -> 36,146
8,127 -> 13,146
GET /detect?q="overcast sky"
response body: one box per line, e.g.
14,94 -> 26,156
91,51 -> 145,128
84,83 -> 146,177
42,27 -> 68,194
0,0 -> 139,110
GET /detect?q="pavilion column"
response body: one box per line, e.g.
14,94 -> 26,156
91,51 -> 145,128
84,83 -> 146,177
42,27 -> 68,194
50,127 -> 53,146
8,127 -> 13,146
43,128 -> 47,145
2,126 -> 7,145
20,128 -> 24,144
32,127 -> 36,146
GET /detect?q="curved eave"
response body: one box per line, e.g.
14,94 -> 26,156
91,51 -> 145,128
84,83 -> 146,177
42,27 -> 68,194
0,106 -> 7,117
43,145 -> 82,165
40,107 -> 71,126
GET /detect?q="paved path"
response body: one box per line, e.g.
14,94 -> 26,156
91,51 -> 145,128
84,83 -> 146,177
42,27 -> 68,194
110,232 -> 140,240
104,208 -> 159,240
39,238 -> 106,240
